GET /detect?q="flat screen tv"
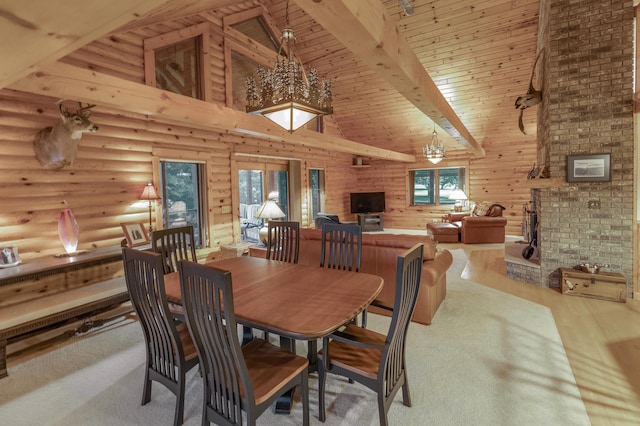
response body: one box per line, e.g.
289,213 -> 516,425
350,192 -> 385,214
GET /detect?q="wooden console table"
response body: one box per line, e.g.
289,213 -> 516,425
0,246 -> 129,378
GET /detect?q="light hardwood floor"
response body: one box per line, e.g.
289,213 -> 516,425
446,241 -> 640,426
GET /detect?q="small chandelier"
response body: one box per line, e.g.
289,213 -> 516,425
245,0 -> 333,133
423,126 -> 446,164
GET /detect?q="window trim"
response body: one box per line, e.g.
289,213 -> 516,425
408,166 -> 468,207
152,148 -> 210,249
143,22 -> 211,102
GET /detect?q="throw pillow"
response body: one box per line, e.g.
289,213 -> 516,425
474,201 -> 494,216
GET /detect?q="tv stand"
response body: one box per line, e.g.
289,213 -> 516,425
357,213 -> 383,232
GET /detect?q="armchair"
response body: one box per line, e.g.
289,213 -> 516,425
240,203 -> 263,242
446,202 -> 507,244
314,212 -> 341,228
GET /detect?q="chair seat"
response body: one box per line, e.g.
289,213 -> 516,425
243,338 -> 309,405
318,324 -> 384,380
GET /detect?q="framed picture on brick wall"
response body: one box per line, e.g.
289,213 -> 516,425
567,153 -> 611,182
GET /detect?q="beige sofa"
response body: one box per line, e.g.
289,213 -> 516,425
254,228 -> 453,325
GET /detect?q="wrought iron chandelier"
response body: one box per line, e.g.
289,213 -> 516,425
245,0 -> 333,133
423,127 -> 445,164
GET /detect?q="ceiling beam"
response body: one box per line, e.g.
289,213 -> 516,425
293,0 -> 485,157
9,62 -> 415,162
0,0 -> 170,89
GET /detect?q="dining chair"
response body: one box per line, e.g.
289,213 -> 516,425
151,225 -> 197,274
121,248 -> 199,426
177,259 -> 310,426
244,220 -> 300,343
266,220 -> 300,263
317,243 -> 424,426
320,222 -> 361,272
319,222 -> 366,326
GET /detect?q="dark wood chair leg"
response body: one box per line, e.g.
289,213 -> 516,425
275,336 -> 297,414
318,364 -> 327,422
0,339 -> 7,379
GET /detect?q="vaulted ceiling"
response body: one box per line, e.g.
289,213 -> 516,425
1,0 -> 541,162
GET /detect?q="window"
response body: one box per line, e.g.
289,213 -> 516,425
237,162 -> 289,243
154,37 -> 202,99
409,167 -> 466,206
159,161 -> 208,248
309,169 -> 325,219
144,23 -> 210,101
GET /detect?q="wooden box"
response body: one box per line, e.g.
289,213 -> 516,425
560,268 -> 626,303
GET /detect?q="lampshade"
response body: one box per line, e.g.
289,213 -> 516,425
448,189 -> 468,201
245,0 -> 332,133
423,129 -> 446,164
139,183 -> 160,201
448,188 -> 468,212
255,199 -> 286,220
261,102 -> 322,132
255,199 -> 285,246
140,183 -> 161,233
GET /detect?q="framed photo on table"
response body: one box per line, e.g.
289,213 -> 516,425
121,223 -> 149,247
567,154 -> 611,182
0,245 -> 21,268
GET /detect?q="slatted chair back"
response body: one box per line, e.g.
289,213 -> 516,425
381,242 -> 423,397
320,223 -> 362,271
122,248 -> 198,426
178,260 -> 310,426
151,226 -> 197,273
266,221 -> 300,263
317,243 -> 424,426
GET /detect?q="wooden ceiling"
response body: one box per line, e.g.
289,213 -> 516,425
1,0 -> 542,161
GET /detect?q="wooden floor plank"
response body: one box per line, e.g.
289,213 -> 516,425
452,242 -> 640,426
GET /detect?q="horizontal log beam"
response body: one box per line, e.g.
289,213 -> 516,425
10,62 -> 415,162
0,0 -> 169,89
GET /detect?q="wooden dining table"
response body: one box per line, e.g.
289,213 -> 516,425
164,256 -> 384,341
164,255 -> 384,415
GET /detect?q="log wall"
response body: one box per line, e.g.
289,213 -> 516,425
0,1 -> 534,264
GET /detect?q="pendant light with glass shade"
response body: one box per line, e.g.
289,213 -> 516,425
423,123 -> 446,164
245,0 -> 333,133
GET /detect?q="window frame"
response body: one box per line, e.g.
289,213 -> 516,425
409,166 -> 467,207
309,168 -> 326,220
158,160 -> 208,249
152,148 -> 210,250
143,22 -> 211,102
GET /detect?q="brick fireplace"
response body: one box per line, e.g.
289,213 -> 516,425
506,0 -> 635,297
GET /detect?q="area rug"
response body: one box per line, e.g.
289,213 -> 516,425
0,249 -> 590,425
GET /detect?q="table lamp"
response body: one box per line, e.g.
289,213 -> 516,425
139,183 -> 161,233
255,199 -> 285,246
448,188 -> 468,212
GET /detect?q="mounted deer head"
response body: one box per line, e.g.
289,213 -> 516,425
33,101 -> 98,169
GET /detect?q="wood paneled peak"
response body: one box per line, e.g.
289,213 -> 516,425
292,0 -> 485,158
10,62 -> 414,162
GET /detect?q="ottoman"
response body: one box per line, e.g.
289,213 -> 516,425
427,222 -> 460,243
